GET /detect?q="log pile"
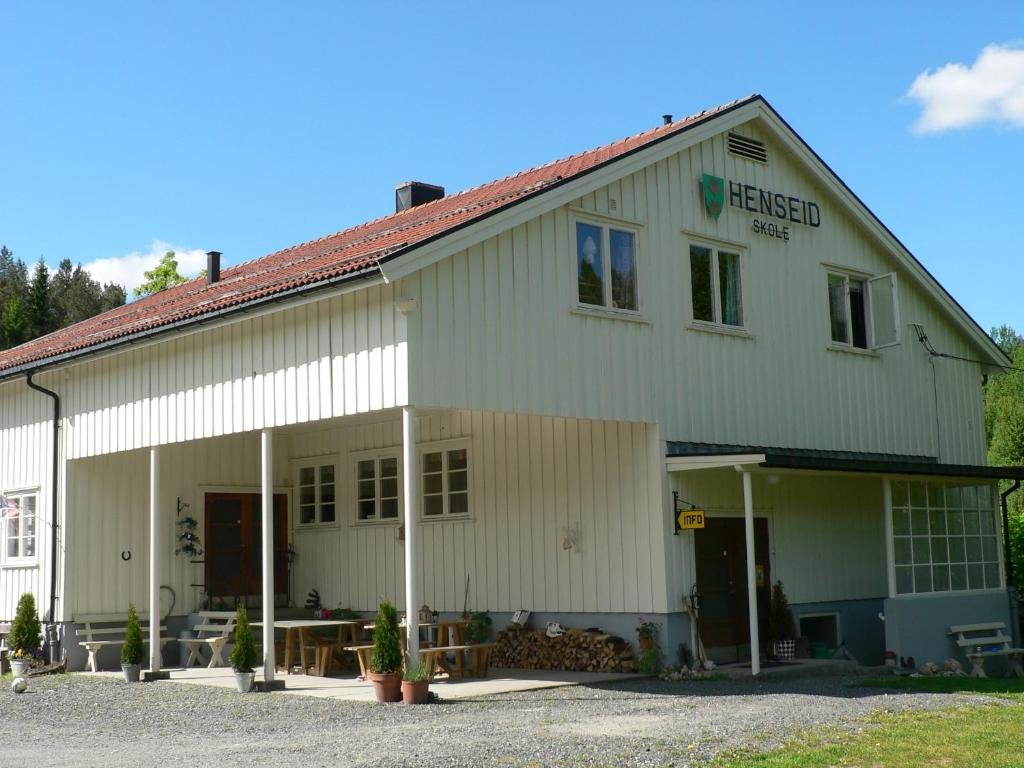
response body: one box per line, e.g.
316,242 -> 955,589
491,624 -> 636,672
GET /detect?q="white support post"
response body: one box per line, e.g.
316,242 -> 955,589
261,429 -> 275,684
883,477 -> 896,598
742,470 -> 760,676
403,406 -> 420,662
149,446 -> 161,673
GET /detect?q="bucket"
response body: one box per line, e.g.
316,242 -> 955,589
811,641 -> 829,659
179,630 -> 196,667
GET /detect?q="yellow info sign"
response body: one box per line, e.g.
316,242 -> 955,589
676,509 -> 705,530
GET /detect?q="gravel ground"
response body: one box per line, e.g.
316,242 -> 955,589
0,673 -> 1004,767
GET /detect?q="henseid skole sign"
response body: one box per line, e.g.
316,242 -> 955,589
701,173 -> 821,242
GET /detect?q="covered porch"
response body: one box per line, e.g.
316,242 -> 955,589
666,443 -> 1024,675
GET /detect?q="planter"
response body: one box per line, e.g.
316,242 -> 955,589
234,671 -> 256,693
638,634 -> 655,653
368,671 -> 402,703
121,663 -> 142,683
772,640 -> 795,661
402,679 -> 430,705
10,659 -> 31,678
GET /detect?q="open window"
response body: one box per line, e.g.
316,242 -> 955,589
827,270 -> 900,350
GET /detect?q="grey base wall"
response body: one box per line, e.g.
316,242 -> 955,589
884,590 -> 1014,670
791,598 -> 886,666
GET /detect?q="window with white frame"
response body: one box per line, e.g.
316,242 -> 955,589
354,453 -> 401,523
421,443 -> 470,518
689,243 -> 743,327
892,481 -> 1002,595
827,269 -> 900,350
295,460 -> 336,525
575,220 -> 639,311
2,491 -> 38,564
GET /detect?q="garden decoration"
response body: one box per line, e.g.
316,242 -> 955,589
368,601 -> 403,703
465,611 -> 492,644
229,604 -> 258,693
9,592 -> 43,678
401,660 -> 430,704
174,516 -> 203,558
768,581 -> 797,661
636,616 -> 663,674
121,604 -> 145,682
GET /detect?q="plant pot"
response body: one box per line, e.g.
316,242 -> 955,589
402,679 -> 430,704
234,671 -> 256,693
772,640 -> 795,661
638,634 -> 655,652
122,663 -> 142,682
10,659 -> 31,678
368,671 -> 402,703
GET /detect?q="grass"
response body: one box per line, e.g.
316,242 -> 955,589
714,677 -> 1024,767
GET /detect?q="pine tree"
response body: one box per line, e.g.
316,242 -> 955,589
121,603 -> 145,665
2,296 -> 29,348
229,604 -> 258,672
27,259 -> 52,338
9,592 -> 43,653
371,601 -> 402,674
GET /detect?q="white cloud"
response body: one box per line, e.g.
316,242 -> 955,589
79,240 -> 208,296
907,44 -> 1024,133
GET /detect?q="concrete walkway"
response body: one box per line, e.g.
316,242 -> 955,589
80,666 -> 641,701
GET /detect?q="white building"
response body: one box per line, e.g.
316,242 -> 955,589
1,95 -> 1021,674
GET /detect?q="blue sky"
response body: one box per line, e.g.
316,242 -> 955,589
1,2 -> 1021,333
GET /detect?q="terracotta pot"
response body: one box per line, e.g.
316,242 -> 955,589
402,679 -> 430,704
638,634 -> 655,652
368,671 -> 402,703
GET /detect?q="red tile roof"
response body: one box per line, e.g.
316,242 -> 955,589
0,96 -> 756,376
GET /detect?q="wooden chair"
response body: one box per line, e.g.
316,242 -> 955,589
300,627 -> 335,676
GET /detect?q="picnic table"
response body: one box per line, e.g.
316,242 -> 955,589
363,618 -> 471,676
253,618 -> 366,676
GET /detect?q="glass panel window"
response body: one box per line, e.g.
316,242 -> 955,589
420,445 -> 471,518
828,274 -> 848,344
690,244 -> 744,327
576,220 -> 640,312
354,455 -> 401,523
295,461 -> 338,526
1,492 -> 38,562
890,482 -> 1001,595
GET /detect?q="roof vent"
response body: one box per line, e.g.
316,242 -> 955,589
395,181 -> 445,213
206,251 -> 221,285
727,133 -> 767,163
662,114 -> 673,125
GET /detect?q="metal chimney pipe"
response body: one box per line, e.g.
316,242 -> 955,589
206,251 -> 221,284
662,114 -> 673,125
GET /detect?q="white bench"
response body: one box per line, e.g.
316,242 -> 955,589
180,611 -> 237,668
74,613 -> 173,673
948,622 -> 1024,678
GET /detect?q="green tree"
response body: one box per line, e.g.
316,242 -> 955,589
370,600 -> 402,674
27,258 -> 52,337
134,251 -> 188,298
229,604 -> 258,672
121,603 -> 145,665
9,592 -> 43,653
2,295 -> 29,348
99,282 -> 127,312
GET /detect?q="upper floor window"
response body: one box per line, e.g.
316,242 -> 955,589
827,269 -> 900,350
2,491 -> 37,565
689,243 -> 743,327
576,221 -> 638,312
422,443 -> 471,518
355,454 -> 401,523
295,460 -> 336,526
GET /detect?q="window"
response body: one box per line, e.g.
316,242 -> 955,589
689,244 -> 743,327
421,444 -> 470,518
576,221 -> 638,311
296,461 -> 336,525
355,454 -> 401,522
2,491 -> 37,564
892,481 -> 1002,595
827,270 -> 900,350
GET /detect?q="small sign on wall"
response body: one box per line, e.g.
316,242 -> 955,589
676,509 -> 706,530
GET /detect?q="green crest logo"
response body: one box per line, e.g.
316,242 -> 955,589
702,173 -> 725,220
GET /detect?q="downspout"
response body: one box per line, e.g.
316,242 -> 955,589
25,371 -> 61,664
1001,480 -> 1021,648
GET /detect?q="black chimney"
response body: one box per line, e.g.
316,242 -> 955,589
206,251 -> 221,284
395,181 -> 445,213
662,114 -> 673,125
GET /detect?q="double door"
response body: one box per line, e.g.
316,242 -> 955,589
205,492 -> 289,601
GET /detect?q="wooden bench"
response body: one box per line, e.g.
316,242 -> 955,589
180,611 -> 237,668
343,644 -> 374,677
948,622 -> 1024,678
420,643 -> 496,681
74,613 -> 173,672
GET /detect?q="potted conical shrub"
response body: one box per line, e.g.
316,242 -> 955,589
9,592 -> 43,678
121,604 -> 145,682
368,601 -> 402,703
768,581 -> 797,661
402,659 -> 430,704
229,604 -> 258,693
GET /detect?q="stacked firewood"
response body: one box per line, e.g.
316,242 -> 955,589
491,624 -> 636,672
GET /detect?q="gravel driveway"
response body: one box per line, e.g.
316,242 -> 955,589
0,673 -> 1000,767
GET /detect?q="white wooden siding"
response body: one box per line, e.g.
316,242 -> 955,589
58,283 -> 407,460
61,411 -> 669,618
407,121 -> 987,465
668,468 -> 888,605
0,376 -> 59,620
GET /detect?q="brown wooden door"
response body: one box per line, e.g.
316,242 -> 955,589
205,493 -> 288,602
694,517 -> 770,662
